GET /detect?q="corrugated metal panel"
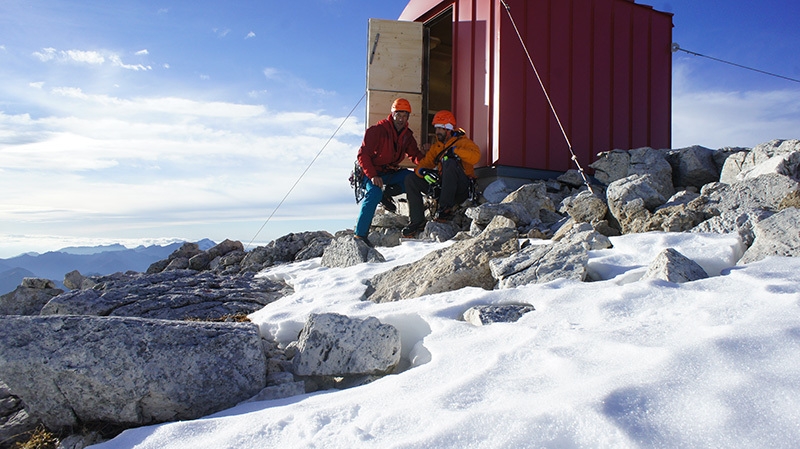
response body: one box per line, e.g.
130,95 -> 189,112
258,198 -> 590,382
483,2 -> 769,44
399,0 -> 673,174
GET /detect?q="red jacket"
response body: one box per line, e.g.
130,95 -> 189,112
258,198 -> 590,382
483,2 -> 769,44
357,115 -> 422,180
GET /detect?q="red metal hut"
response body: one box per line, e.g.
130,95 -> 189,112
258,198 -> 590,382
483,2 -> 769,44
366,0 -> 673,180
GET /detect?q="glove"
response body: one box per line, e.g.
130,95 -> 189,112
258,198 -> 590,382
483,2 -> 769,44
418,168 -> 440,185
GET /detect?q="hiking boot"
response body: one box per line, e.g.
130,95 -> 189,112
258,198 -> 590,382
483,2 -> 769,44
354,235 -> 374,248
380,193 -> 397,213
434,207 -> 454,222
401,221 -> 425,238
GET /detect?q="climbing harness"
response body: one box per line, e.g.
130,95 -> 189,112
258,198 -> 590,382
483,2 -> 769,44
499,0 -> 595,194
348,161 -> 367,204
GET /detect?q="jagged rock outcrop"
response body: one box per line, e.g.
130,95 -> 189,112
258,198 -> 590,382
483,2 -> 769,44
241,231 -> 334,272
0,315 -> 267,430
0,278 -> 64,316
363,227 -> 519,303
41,270 -> 291,321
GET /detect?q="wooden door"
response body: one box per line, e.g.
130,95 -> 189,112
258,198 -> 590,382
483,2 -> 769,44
366,18 -> 424,147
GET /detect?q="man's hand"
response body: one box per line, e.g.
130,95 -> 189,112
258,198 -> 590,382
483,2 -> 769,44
371,176 -> 384,189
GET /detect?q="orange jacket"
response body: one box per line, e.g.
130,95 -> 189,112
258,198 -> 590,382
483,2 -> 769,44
357,115 -> 422,180
415,130 -> 481,178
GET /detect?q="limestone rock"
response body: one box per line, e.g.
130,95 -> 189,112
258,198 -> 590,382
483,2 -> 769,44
291,313 -> 401,377
738,207 -> 800,264
364,227 -> 519,303
320,236 -> 385,268
40,270 -> 290,321
642,248 -> 708,283
0,278 -> 64,316
490,240 -> 589,289
0,315 -> 267,430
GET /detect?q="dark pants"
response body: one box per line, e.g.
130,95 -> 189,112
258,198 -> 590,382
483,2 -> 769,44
405,158 -> 470,226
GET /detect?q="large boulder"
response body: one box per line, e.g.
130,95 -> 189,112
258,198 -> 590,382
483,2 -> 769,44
291,313 -> 401,377
667,145 -> 720,189
40,270 -> 290,321
720,139 -> 800,183
320,235 -> 386,268
364,227 -> 519,303
490,240 -> 590,289
592,147 -> 675,199
0,278 -> 64,316
0,315 -> 267,430
738,207 -> 800,264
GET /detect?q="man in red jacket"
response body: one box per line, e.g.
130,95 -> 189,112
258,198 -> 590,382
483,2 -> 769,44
354,98 -> 423,245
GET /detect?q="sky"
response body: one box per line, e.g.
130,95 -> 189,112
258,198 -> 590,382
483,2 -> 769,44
85,232 -> 800,448
1,0 -> 800,258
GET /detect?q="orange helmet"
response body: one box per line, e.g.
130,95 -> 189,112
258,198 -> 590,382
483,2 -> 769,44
391,98 -> 412,113
432,110 -> 456,130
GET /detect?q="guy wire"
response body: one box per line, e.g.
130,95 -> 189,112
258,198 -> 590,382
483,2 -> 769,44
499,0 -> 595,194
245,92 -> 367,250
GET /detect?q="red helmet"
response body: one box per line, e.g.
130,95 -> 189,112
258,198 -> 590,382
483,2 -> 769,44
391,98 -> 412,113
432,110 -> 456,130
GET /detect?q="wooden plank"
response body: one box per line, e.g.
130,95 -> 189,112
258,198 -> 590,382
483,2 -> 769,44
367,19 -> 424,93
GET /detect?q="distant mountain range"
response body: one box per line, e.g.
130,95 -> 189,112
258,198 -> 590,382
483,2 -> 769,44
0,239 -> 216,295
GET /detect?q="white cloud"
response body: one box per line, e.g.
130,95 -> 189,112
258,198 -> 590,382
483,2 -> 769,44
29,81 -> 45,89
0,89 -> 364,245
31,47 -> 152,71
135,49 -> 149,56
672,62 -> 800,149
64,49 -> 105,64
213,28 -> 231,38
246,31 -> 256,39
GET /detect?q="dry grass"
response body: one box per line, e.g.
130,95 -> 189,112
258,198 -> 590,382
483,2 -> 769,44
12,425 -> 59,449
185,312 -> 251,323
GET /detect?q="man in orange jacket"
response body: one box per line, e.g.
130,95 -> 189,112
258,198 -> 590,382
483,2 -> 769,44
403,110 -> 481,237
354,98 -> 424,245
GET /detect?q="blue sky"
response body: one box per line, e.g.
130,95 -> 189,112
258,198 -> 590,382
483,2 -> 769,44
1,0 -> 799,257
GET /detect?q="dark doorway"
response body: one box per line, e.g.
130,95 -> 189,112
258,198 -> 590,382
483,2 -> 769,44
423,8 -> 453,145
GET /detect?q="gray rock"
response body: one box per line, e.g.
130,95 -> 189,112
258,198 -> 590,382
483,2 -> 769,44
240,231 -> 334,272
559,190 -> 608,223
606,174 -> 667,233
320,236 -> 386,268
668,145 -> 719,189
0,279 -> 64,316
462,304 -> 535,326
554,222 -> 613,250
466,202 -> 534,227
592,147 -> 674,198
424,220 -> 460,242
40,270 -> 290,321
0,315 -> 267,430
642,248 -> 709,283
738,207 -> 800,264
490,240 -> 589,288
720,139 -> 800,183
291,313 -> 401,377
500,181 -> 555,219
364,227 -> 519,303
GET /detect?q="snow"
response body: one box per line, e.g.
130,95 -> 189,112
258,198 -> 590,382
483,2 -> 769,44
88,232 -> 800,449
